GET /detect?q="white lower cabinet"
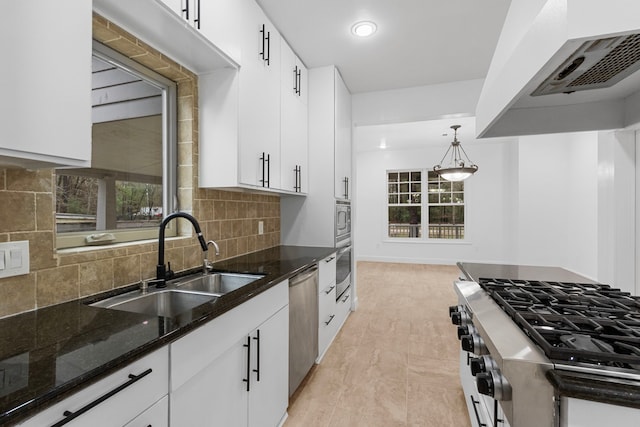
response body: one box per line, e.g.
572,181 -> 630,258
170,281 -> 289,427
316,253 -> 351,362
18,348 -> 168,427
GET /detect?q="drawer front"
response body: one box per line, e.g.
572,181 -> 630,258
335,289 -> 352,326
318,253 -> 337,289
19,348 -> 168,427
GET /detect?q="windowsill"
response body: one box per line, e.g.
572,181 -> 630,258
56,235 -> 190,255
381,238 -> 472,245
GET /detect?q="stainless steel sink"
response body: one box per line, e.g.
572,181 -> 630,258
91,289 -> 217,318
175,272 -> 264,295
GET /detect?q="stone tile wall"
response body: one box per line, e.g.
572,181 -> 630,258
0,14 -> 280,318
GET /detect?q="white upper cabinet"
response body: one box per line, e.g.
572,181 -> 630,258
334,71 -> 352,200
160,0 -> 243,64
197,0 -> 309,195
280,40 -> 308,194
0,1 -> 92,169
237,0 -> 282,190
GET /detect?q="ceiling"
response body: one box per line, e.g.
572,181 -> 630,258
256,0 -> 512,94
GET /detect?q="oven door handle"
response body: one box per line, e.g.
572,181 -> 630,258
337,245 -> 351,256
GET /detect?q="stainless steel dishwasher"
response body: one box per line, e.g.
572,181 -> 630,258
288,265 -> 318,396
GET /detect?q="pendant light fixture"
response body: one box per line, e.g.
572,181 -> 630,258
433,124 -> 478,182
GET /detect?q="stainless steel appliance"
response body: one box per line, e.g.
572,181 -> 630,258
335,240 -> 351,300
450,276 -> 640,427
335,200 -> 351,244
335,200 -> 351,300
288,265 -> 318,396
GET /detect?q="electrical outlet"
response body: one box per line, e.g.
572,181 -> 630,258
258,221 -> 264,235
0,241 -> 29,279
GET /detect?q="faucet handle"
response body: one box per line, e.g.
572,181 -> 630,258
166,261 -> 175,279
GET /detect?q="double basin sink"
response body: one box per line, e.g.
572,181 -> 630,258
90,272 -> 264,318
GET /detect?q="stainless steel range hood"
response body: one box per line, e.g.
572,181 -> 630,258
476,0 -> 640,138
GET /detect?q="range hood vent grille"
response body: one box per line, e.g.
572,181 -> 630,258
532,33 -> 640,96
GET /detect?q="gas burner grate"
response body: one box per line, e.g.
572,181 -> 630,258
478,278 -> 640,368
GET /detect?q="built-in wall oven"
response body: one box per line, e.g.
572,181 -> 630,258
335,200 -> 351,300
335,240 -> 351,300
335,200 -> 351,242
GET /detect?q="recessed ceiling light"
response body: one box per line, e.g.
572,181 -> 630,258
351,21 -> 377,37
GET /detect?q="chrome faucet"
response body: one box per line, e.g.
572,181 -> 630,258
203,240 -> 220,273
156,212 -> 208,286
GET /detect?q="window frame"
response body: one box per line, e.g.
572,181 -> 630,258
55,41 -> 177,250
385,168 -> 467,242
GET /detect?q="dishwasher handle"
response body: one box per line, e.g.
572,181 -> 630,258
289,265 -> 318,287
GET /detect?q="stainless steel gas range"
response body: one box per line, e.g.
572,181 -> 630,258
451,264 -> 640,427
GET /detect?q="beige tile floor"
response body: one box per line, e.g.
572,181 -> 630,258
285,262 -> 470,427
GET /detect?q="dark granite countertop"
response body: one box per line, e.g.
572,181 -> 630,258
0,245 -> 336,426
457,262 -> 597,284
547,370 -> 640,409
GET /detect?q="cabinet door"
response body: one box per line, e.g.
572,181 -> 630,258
334,69 -> 352,200
1,1 -> 91,168
197,0 -> 243,62
237,0 -> 281,189
280,41 -> 308,193
171,337 -> 248,427
248,305 -> 289,427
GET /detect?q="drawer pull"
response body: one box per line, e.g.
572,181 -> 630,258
325,256 -> 335,263
51,368 -> 153,427
324,285 -> 336,295
325,315 -> 335,326
243,336 -> 251,392
341,294 -> 350,303
470,395 -> 487,427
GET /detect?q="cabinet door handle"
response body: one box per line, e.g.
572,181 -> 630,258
325,315 -> 335,326
470,396 -> 487,427
293,165 -> 301,192
193,0 -> 200,29
260,24 -> 266,62
293,66 -> 298,94
259,24 -> 271,65
325,256 -> 336,262
260,152 -> 269,187
51,369 -> 153,427
266,153 -> 270,187
243,336 -> 251,392
181,0 -> 189,20
253,330 -> 261,382
324,285 -> 335,295
297,68 -> 302,96
266,29 -> 271,66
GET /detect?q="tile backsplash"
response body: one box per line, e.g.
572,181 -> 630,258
0,14 -> 280,318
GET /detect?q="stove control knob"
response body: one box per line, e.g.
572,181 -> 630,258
469,355 -> 497,376
457,326 -> 469,340
477,371 -> 512,401
450,309 -> 470,326
460,334 -> 488,355
469,357 -> 486,376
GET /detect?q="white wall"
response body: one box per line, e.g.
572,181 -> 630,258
517,133 -> 599,280
351,79 -> 638,289
352,79 -> 484,126
354,139 -> 514,265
